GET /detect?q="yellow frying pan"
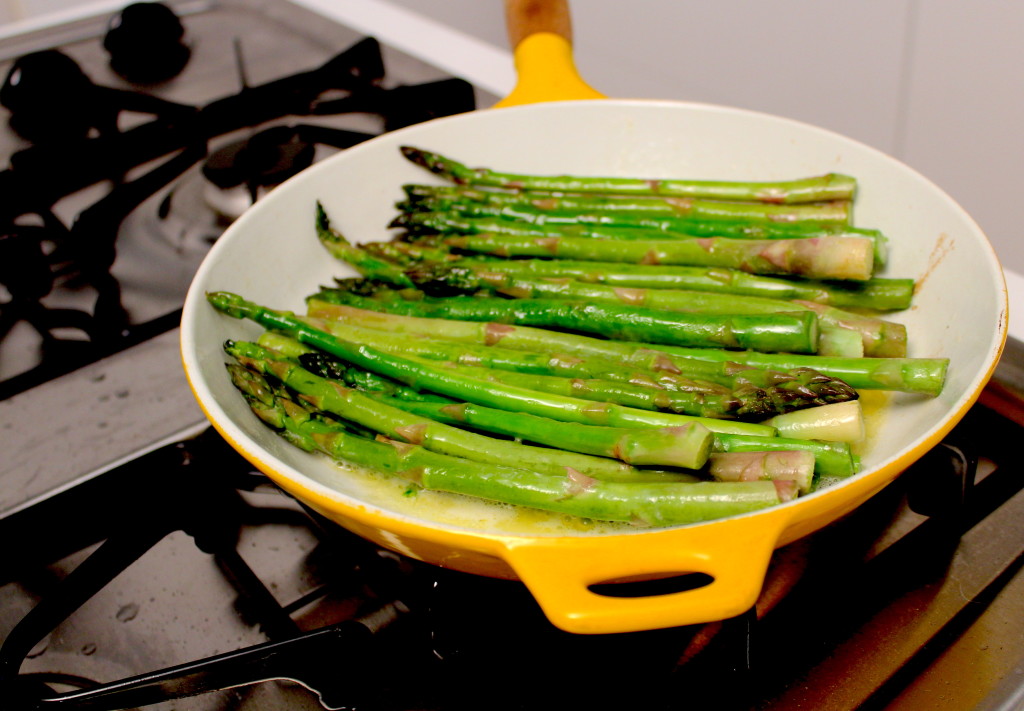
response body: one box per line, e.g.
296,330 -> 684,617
180,0 -> 1007,634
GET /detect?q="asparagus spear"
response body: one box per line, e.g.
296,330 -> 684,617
226,344 -> 712,474
313,286 -> 821,354
406,257 -> 915,311
314,202 -> 415,288
231,365 -> 793,524
438,232 -> 875,282
395,209 -> 852,246
399,197 -> 852,228
395,186 -> 851,225
400,146 -> 857,204
304,300 -> 946,396
405,265 -> 907,357
208,292 -> 783,434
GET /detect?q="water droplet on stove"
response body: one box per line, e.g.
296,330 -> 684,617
81,643 -> 97,656
116,603 -> 139,622
26,635 -> 49,659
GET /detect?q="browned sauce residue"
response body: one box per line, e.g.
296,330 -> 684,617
915,233 -> 954,295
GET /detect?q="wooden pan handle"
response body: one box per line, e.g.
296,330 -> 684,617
505,0 -> 572,48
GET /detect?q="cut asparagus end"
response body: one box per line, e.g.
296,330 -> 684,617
763,400 -> 865,443
615,423 -> 713,470
774,480 -> 800,503
817,326 -> 865,357
709,450 -> 816,494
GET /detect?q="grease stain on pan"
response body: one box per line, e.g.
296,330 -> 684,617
915,232 -> 954,294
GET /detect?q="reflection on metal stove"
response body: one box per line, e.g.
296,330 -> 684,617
5,404 -> 1020,710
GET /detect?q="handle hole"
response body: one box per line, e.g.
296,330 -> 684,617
588,572 -> 714,599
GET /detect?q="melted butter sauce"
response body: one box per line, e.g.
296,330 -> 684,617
314,460 -> 637,537
852,389 -> 891,460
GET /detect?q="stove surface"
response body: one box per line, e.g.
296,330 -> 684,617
0,0 -> 495,522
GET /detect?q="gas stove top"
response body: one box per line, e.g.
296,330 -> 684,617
2,2 -> 1024,710
0,0 -> 494,525
0,0 -> 486,396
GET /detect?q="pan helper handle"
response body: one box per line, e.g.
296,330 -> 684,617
496,0 -> 605,107
499,506 -> 795,634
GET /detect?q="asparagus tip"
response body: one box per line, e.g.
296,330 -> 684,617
400,146 -> 430,168
207,291 -> 247,318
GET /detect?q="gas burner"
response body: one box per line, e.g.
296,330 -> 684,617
0,26 -> 477,396
103,2 -> 191,85
0,49 -> 195,146
201,124 -> 376,221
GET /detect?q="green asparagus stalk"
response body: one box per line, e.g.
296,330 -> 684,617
427,258 -> 915,311
228,344 -> 714,477
304,300 -> 946,396
315,202 -> 415,287
208,292 -> 782,434
394,209 -> 851,246
230,365 -> 792,525
401,184 -> 851,223
405,265 -> 906,357
313,286 -> 821,354
400,146 -> 857,204
366,395 -> 713,470
395,198 -> 851,232
361,238 -> 459,269
438,232 -> 875,282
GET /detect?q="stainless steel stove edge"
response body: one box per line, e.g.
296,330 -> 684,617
0,329 -> 207,520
